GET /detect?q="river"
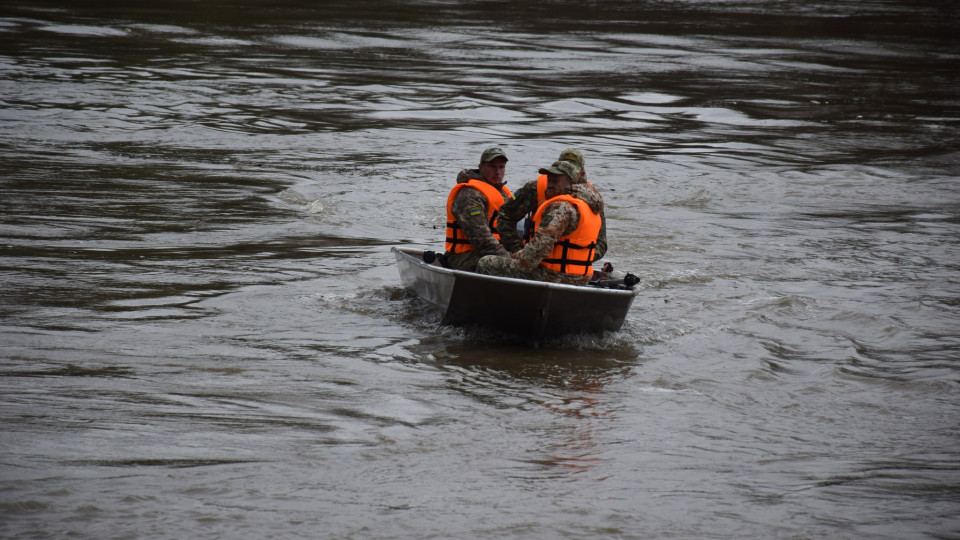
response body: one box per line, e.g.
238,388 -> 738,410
1,1 -> 959,538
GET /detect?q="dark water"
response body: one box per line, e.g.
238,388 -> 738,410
2,1 -> 959,538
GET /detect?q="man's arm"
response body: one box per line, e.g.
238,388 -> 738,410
594,212 -> 607,261
451,189 -> 510,257
570,182 -> 607,261
496,181 -> 538,253
512,201 -> 578,272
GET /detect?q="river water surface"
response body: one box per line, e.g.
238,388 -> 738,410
1,1 -> 959,539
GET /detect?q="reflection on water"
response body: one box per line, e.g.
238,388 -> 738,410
2,0 -> 959,538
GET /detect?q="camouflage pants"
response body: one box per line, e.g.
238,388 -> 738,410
476,255 -> 591,286
444,250 -> 482,272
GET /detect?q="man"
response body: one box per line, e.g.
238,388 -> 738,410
496,148 -> 607,261
444,146 -> 514,271
477,160 -> 603,286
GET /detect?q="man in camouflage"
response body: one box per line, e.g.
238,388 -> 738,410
444,146 -> 513,271
477,160 -> 604,286
496,148 -> 607,261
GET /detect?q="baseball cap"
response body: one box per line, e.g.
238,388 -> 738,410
538,160 -> 582,182
557,148 -> 584,170
480,146 -> 508,164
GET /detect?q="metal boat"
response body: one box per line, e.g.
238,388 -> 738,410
392,247 -> 637,338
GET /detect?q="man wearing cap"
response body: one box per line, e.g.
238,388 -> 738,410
443,146 -> 514,272
496,148 -> 607,262
476,160 -> 603,286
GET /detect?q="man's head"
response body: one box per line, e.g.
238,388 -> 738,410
538,160 -> 582,198
478,146 -> 508,186
557,148 -> 586,182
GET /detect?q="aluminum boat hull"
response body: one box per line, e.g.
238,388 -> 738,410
392,247 -> 636,338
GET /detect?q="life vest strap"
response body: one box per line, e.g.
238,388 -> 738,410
445,221 -> 472,249
447,212 -> 501,252
542,239 -> 596,275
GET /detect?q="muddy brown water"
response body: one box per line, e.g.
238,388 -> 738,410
1,1 -> 959,538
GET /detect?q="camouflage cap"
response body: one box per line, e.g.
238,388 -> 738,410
480,146 -> 508,164
557,148 -> 584,170
538,160 -> 583,183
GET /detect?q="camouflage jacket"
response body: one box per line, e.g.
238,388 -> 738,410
447,170 -> 511,259
498,179 -> 607,260
513,184 -> 605,273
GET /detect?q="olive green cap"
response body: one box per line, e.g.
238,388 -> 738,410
480,146 -> 508,164
557,148 -> 584,170
538,160 -> 582,183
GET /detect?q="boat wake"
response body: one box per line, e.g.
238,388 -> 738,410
348,284 -> 644,352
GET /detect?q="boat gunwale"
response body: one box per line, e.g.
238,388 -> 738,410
393,247 -> 637,298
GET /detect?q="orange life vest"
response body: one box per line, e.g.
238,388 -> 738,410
531,194 -> 602,276
536,174 -> 548,206
445,180 -> 513,254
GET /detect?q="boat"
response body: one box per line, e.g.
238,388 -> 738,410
392,247 -> 638,339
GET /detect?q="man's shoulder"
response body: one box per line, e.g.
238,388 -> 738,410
543,196 -> 582,218
452,184 -> 489,205
456,168 -> 483,183
454,183 -> 487,195
569,184 -> 604,211
546,196 -> 578,209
